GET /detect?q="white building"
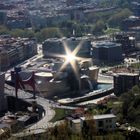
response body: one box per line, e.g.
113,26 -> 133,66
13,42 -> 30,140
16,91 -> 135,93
67,118 -> 81,133
80,114 -> 116,132
67,114 -> 116,133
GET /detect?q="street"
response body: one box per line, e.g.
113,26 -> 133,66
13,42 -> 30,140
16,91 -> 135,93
5,84 -> 55,136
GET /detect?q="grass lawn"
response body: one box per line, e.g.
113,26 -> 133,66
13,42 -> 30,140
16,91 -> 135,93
131,63 -> 140,69
50,108 -> 73,122
104,28 -> 120,35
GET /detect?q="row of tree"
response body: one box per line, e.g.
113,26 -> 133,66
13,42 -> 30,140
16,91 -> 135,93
17,121 -> 125,140
112,86 -> 140,127
0,1 -> 133,42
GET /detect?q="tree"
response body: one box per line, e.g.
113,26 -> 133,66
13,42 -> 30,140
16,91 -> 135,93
0,25 -> 9,35
48,121 -> 72,140
82,112 -> 97,139
36,27 -> 61,42
108,8 -> 132,28
115,86 -> 140,126
10,29 -> 35,38
92,20 -> 106,35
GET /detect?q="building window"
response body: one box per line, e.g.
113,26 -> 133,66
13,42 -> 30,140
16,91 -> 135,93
109,119 -> 112,123
70,121 -> 72,127
98,120 -> 103,127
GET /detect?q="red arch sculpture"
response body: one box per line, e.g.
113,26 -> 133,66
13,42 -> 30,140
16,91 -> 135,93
15,72 -> 36,99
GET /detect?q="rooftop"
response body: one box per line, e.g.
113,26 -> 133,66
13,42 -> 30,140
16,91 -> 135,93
0,35 -> 36,52
92,41 -> 121,48
80,114 -> 116,121
89,66 -> 99,70
114,73 -> 139,77
35,72 -> 53,77
72,119 -> 81,123
93,114 -> 116,120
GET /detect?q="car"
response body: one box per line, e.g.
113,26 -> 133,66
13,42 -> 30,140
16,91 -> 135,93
116,122 -> 120,127
124,123 -> 129,127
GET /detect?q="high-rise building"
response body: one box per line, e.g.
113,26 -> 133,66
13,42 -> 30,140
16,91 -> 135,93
0,36 -> 37,71
114,73 -> 139,96
115,33 -> 136,53
132,2 -> 140,17
0,73 -> 7,112
43,37 -> 92,58
92,41 -> 123,64
121,16 -> 140,31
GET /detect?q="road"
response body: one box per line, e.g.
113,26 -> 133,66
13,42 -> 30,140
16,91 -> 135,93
5,84 -> 55,137
77,93 -> 114,105
5,84 -> 78,138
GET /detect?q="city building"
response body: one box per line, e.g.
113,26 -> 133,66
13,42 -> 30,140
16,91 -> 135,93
0,36 -> 37,71
66,0 -> 91,6
81,114 -> 116,132
2,6 -> 31,29
87,66 -> 99,84
81,65 -> 99,90
0,73 -> 7,112
10,67 -> 70,98
62,6 -> 85,21
0,11 -> 7,24
114,73 -> 139,96
43,37 -> 92,58
66,37 -> 92,57
9,57 -> 99,98
66,0 -> 76,6
0,2 -> 16,25
0,50 -> 10,71
29,11 -> 70,28
122,16 -> 140,31
92,41 -> 123,65
67,117 -> 81,133
131,2 -> 140,17
34,71 -> 70,97
67,114 -> 116,133
115,33 -> 136,53
42,38 -> 64,58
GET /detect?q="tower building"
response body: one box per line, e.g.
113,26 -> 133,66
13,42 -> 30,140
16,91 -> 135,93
0,73 -> 7,112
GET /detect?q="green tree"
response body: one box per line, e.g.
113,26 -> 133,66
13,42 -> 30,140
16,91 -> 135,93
36,27 -> 61,42
108,8 -> 132,28
0,25 -> 9,35
92,20 -> 106,35
49,121 -> 72,140
82,113 -> 97,140
10,29 -> 35,38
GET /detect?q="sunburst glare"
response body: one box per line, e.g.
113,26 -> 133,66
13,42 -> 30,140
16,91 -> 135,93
65,52 -> 76,63
49,38 -> 87,79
